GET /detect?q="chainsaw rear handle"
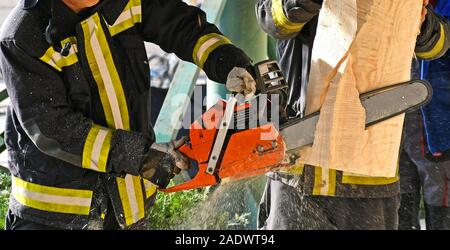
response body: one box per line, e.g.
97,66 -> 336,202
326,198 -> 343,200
159,144 -> 219,193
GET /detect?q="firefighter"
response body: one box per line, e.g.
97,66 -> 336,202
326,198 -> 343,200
0,0 -> 256,230
256,0 -> 450,229
399,0 -> 450,230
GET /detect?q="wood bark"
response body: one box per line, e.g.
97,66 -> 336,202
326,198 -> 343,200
298,0 -> 423,177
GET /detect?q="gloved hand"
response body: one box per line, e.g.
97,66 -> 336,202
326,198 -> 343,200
284,0 -> 323,24
139,138 -> 190,189
226,67 -> 257,99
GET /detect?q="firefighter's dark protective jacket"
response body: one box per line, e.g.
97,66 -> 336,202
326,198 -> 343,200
256,0 -> 450,198
0,0 -> 252,229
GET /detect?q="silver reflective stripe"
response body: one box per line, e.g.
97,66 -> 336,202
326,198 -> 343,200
49,53 -> 63,65
113,6 -> 142,26
125,175 -> 140,223
39,43 -> 78,71
11,176 -> 93,215
108,0 -> 142,36
87,17 -> 125,129
82,125 -> 112,173
89,128 -> 109,171
12,185 -> 92,207
196,37 -> 221,65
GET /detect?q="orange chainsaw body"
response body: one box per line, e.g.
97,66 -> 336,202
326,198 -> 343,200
161,100 -> 285,193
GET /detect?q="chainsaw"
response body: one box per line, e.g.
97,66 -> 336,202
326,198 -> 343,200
161,60 -> 432,193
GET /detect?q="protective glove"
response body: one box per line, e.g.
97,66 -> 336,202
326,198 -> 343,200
139,138 -> 190,189
284,0 -> 323,24
226,67 -> 257,99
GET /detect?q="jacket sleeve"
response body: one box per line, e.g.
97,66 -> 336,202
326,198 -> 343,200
416,5 -> 450,60
256,0 -> 322,40
140,0 -> 253,83
0,40 -> 151,176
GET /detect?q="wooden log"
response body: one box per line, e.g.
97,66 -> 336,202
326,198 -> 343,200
298,0 -> 423,177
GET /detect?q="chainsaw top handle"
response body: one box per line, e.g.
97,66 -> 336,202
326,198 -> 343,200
254,60 -> 289,95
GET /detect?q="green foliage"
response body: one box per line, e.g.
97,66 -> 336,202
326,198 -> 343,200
148,185 -> 210,230
148,179 -> 257,230
0,175 -> 256,230
0,172 -> 11,230
227,213 -> 251,228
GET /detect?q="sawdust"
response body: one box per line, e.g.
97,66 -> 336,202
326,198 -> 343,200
175,177 -> 266,230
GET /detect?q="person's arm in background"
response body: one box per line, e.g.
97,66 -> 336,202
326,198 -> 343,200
255,0 -> 323,40
416,0 -> 450,60
256,0 -> 449,62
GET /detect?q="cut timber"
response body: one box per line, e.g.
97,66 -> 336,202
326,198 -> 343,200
298,0 -> 423,177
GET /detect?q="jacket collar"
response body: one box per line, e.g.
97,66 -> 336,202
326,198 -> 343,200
44,0 -> 130,40
42,0 -> 131,27
97,0 -> 130,26
49,0 -> 83,39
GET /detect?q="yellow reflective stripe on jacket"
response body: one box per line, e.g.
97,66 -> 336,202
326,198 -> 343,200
143,179 -> 157,198
271,0 -> 305,35
278,164 -> 305,175
342,160 -> 399,185
82,11 -> 146,227
82,124 -> 113,173
193,33 -> 232,69
417,23 -> 446,60
341,174 -> 399,185
39,37 -> 78,72
342,172 -> 399,186
11,176 -> 93,215
312,167 -> 336,196
109,0 -> 142,36
117,175 -> 146,226
81,13 -> 130,130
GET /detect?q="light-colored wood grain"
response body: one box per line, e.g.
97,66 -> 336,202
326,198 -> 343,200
299,0 -> 422,177
305,0 -> 358,115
